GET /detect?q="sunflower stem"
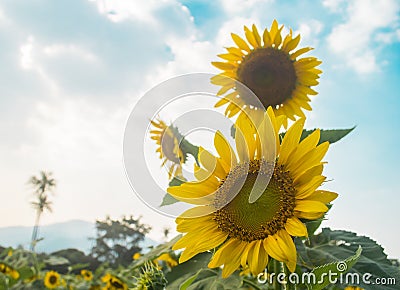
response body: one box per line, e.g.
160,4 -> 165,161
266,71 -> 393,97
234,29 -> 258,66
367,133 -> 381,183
243,278 -> 262,290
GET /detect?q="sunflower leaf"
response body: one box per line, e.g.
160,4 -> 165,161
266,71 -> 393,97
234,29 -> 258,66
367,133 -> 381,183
160,177 -> 185,207
160,193 -> 179,207
165,252 -> 212,287
130,235 -> 181,269
280,127 -> 355,145
296,228 -> 400,290
306,246 -> 362,290
170,267 -> 243,290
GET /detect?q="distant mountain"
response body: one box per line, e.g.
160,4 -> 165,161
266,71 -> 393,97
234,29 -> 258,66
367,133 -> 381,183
0,220 -> 158,254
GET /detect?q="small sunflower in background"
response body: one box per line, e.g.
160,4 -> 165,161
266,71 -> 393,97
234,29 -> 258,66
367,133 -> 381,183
169,107 -> 337,277
44,270 -> 61,289
81,269 -> 93,281
101,273 -> 128,290
212,20 -> 322,127
133,252 -> 141,260
150,118 -> 186,179
155,252 -> 178,268
0,262 -> 19,280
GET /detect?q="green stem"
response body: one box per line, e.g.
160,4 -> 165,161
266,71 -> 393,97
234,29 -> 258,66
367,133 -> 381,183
243,278 -> 262,290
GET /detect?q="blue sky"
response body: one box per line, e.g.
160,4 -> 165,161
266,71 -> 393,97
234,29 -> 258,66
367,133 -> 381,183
0,0 -> 399,257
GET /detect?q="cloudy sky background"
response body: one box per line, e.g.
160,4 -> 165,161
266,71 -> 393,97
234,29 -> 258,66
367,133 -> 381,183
1,0 -> 399,257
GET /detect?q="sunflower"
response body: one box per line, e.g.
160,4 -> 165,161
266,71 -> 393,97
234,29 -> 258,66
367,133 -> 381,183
150,118 -> 185,179
44,270 -> 61,289
133,252 -> 141,260
81,269 -> 93,281
0,263 -> 19,280
155,253 -> 178,268
212,20 -> 322,127
101,273 -> 128,290
169,107 -> 337,277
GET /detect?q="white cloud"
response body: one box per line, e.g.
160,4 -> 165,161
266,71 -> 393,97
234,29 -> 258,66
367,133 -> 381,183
296,19 -> 324,47
219,0 -> 272,15
326,0 -> 400,73
322,0 -> 346,12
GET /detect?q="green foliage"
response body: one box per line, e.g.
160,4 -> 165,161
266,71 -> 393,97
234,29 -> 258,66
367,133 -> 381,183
296,228 -> 400,289
90,215 -> 151,267
306,246 -> 362,290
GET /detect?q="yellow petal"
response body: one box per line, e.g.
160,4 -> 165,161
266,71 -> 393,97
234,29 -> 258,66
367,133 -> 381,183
290,142 -> 329,177
304,190 -> 338,204
249,240 -> 269,275
285,217 -> 308,237
295,175 -> 326,199
199,147 -> 227,179
285,33 -> 301,53
231,33 -> 251,52
178,229 -> 228,262
211,61 -> 236,71
295,200 -> 328,213
252,24 -> 262,46
294,211 -> 325,220
244,25 -> 259,48
276,230 -> 297,272
290,47 -> 313,60
218,53 -> 242,61
278,118 -> 305,165
293,164 -> 323,187
257,112 -> 277,161
214,131 -> 237,170
225,46 -> 244,57
262,28 -> 272,47
221,241 -> 248,278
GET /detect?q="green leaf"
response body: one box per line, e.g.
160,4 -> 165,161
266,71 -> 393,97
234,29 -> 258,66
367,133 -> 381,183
16,266 -> 35,281
296,228 -> 400,290
306,246 -> 362,290
160,177 -> 184,207
180,268 -> 243,290
160,193 -> 179,206
166,252 -> 212,287
231,124 -> 236,139
169,177 -> 185,187
179,269 -> 202,290
280,127 -> 355,145
131,235 -> 181,269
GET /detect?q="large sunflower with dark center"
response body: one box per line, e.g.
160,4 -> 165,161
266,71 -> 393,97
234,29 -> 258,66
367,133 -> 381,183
169,107 -> 337,278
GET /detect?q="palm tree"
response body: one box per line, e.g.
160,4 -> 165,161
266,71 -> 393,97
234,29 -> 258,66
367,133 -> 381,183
29,171 -> 56,251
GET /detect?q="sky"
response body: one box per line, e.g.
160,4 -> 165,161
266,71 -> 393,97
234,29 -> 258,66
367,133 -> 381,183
0,0 -> 399,257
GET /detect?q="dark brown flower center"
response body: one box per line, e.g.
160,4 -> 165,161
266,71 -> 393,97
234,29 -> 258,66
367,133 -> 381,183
213,160 -> 296,242
49,275 -> 57,284
237,47 -> 297,108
